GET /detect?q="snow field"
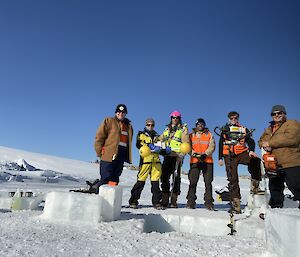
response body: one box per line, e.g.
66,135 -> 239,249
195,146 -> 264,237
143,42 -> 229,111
1,146 -> 299,257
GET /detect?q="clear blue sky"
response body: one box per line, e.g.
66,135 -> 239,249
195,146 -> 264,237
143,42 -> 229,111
0,1 -> 299,175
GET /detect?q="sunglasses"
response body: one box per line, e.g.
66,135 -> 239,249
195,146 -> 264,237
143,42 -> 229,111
171,116 -> 180,119
229,116 -> 239,120
271,111 -> 283,116
146,124 -> 154,127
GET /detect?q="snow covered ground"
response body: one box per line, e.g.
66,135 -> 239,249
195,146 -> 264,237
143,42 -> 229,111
0,145 -> 299,257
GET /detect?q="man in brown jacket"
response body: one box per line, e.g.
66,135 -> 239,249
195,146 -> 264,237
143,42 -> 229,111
94,104 -> 133,192
259,105 -> 300,209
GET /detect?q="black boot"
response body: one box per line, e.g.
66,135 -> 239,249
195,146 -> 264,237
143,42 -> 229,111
161,192 -> 170,207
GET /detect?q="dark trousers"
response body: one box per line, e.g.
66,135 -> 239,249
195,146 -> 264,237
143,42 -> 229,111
161,156 -> 182,195
129,181 -> 161,206
224,151 -> 261,199
99,146 -> 126,186
269,166 -> 300,208
186,162 -> 214,205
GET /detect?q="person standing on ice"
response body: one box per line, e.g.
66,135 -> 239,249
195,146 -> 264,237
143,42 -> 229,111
159,110 -> 189,208
128,118 -> 164,210
259,105 -> 300,209
218,111 -> 262,214
186,118 -> 216,210
94,104 -> 133,192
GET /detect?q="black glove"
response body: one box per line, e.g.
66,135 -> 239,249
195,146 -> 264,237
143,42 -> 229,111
199,154 -> 207,161
192,153 -> 201,158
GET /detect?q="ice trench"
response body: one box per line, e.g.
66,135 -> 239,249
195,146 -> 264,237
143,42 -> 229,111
123,209 -> 266,239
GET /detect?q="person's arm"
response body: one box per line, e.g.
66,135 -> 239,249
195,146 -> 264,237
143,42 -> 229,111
205,133 -> 216,156
270,121 -> 300,148
136,131 -> 143,149
94,118 -> 109,157
218,134 -> 224,160
181,126 -> 189,143
245,128 -> 255,152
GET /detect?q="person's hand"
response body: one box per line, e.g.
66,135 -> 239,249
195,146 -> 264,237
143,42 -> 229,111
165,146 -> 171,154
261,142 -> 270,148
153,146 -> 162,153
199,154 -> 207,161
192,152 -> 201,158
218,159 -> 224,166
249,151 -> 258,158
148,144 -> 155,150
261,142 -> 272,152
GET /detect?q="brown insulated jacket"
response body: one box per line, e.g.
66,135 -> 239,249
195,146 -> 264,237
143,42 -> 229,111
94,117 -> 133,163
259,120 -> 300,169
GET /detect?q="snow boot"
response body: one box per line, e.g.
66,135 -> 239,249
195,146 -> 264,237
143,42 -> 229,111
129,203 -> 138,209
161,192 -> 170,207
231,198 -> 241,214
204,202 -> 215,211
186,203 -> 195,209
250,179 -> 265,195
186,200 -> 195,209
170,193 -> 178,208
154,204 -> 165,210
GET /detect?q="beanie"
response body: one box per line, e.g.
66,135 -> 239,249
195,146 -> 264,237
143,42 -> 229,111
195,118 -> 206,127
271,105 -> 286,115
115,104 -> 128,114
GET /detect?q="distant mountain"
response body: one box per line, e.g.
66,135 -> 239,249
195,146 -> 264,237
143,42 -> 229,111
0,145 -> 98,180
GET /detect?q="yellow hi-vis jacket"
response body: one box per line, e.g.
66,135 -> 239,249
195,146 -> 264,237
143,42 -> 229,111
159,124 -> 189,152
136,130 -> 161,181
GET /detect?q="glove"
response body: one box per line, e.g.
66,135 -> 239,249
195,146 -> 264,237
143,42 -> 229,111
165,146 -> 171,154
153,146 -> 161,153
148,144 -> 155,150
199,154 -> 207,161
192,153 -> 201,158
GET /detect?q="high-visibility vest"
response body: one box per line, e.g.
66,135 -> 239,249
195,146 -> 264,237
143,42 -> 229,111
190,132 -> 213,163
223,125 -> 248,155
119,122 -> 128,147
163,127 -> 184,152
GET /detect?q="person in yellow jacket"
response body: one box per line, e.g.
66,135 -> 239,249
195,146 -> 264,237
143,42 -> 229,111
128,118 -> 163,209
186,118 -> 216,210
159,110 -> 189,208
259,105 -> 300,209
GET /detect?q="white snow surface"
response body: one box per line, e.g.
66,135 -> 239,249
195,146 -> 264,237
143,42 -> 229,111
0,145 -> 298,257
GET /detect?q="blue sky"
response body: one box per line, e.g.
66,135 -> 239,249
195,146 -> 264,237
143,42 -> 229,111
0,1 -> 299,175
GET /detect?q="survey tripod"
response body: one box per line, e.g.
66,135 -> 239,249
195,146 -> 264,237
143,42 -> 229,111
214,126 -> 255,235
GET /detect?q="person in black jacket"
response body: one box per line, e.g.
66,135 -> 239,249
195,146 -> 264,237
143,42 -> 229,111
218,111 -> 262,213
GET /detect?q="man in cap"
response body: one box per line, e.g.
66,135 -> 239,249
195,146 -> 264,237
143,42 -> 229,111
259,105 -> 300,209
218,111 -> 262,213
93,104 -> 133,193
186,118 -> 216,210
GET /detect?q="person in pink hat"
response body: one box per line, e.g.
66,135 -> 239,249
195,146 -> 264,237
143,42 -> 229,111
159,110 -> 189,208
